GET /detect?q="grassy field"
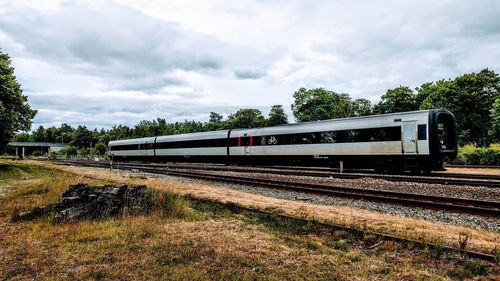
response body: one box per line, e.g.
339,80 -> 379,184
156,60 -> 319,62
0,160 -> 498,280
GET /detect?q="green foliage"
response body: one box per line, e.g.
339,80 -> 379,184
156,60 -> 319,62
451,144 -> 500,165
93,142 -> 108,156
351,98 -> 373,116
225,108 -> 266,128
490,97 -> 500,141
206,112 -> 224,131
373,86 -> 419,114
419,69 -> 500,146
0,51 -> 37,151
292,87 -> 352,122
267,105 -> 288,126
447,261 -> 488,280
70,125 -> 94,148
326,238 -> 350,251
60,146 -> 78,158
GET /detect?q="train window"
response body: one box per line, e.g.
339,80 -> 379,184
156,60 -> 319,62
438,123 -> 448,149
110,144 -> 140,151
228,126 -> 401,147
240,137 -> 250,146
157,138 -> 228,149
336,131 -> 349,143
436,113 -> 456,151
418,124 -> 427,140
321,131 -> 336,143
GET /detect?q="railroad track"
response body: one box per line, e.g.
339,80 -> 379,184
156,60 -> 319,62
61,159 -> 500,188
53,159 -> 500,217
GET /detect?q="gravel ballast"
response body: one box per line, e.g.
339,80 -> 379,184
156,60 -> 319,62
130,170 -> 500,232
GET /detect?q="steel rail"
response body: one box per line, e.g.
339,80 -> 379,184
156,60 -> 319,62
54,160 -> 500,217
56,159 -> 500,188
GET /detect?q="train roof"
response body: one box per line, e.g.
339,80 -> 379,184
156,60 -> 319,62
108,109 -> 452,145
231,109 -> 446,136
269,109 -> 438,128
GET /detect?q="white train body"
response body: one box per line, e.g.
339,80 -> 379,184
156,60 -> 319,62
108,109 -> 457,172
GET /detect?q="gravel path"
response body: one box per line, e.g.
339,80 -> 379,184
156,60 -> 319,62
137,171 -> 500,232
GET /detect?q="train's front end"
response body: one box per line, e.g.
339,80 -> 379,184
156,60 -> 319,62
429,109 -> 457,169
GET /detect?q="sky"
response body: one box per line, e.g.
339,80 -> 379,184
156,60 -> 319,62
1,0 -> 499,130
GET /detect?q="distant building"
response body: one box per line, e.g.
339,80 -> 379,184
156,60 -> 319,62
7,142 -> 66,158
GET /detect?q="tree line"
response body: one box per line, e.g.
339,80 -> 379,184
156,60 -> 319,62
1,49 -> 499,155
12,106 -> 289,155
291,68 -> 499,147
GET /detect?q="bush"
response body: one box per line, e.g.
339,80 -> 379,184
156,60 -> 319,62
60,146 -> 78,158
32,150 -> 43,157
94,142 -> 108,156
451,144 -> 500,165
78,147 -> 92,158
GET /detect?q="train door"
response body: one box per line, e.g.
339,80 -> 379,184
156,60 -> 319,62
145,141 -> 154,157
241,135 -> 252,156
402,121 -> 417,154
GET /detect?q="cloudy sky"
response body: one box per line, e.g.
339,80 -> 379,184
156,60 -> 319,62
1,0 -> 499,129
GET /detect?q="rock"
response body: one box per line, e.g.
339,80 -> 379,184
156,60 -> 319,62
15,183 -> 152,222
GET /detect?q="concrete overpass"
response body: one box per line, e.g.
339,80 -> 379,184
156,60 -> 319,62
7,142 -> 66,158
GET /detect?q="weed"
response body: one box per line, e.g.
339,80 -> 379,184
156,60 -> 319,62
151,189 -> 192,219
493,246 -> 500,263
373,265 -> 393,275
362,233 -> 377,244
306,241 -> 319,250
457,232 -> 469,251
447,261 -> 489,280
433,239 -> 446,261
129,174 -> 147,180
342,251 -> 363,263
239,215 -> 258,225
326,239 -> 350,251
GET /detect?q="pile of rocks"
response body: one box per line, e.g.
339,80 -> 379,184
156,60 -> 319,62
16,183 -> 152,222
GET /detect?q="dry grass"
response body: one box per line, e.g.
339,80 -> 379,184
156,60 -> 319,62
443,167 -> 500,175
44,161 -> 500,254
0,160 -> 499,280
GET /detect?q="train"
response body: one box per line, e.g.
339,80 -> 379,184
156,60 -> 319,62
108,109 -> 457,173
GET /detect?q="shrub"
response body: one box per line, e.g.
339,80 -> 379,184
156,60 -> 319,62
447,261 -> 488,280
61,146 -> 78,158
451,144 -> 500,165
94,142 -> 108,156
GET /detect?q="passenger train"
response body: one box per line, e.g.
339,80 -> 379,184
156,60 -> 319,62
108,109 -> 457,173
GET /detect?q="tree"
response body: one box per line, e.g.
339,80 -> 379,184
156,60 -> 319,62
0,51 -> 37,151
419,69 -> 500,146
93,142 -> 108,155
489,97 -> 500,142
291,87 -> 352,122
225,108 -> 265,129
31,126 -> 46,142
69,125 -> 94,148
373,86 -> 418,114
206,112 -> 224,131
267,105 -> 288,126
351,98 -> 373,116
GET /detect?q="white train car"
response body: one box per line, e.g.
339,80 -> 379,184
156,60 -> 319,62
108,137 -> 156,161
154,130 -> 230,163
108,109 -> 457,172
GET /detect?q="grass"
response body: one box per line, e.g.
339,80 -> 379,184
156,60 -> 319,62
0,159 -> 498,280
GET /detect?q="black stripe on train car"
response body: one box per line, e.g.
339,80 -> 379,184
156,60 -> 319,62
226,129 -> 232,164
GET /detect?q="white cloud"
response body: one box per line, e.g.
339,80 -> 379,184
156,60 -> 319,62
0,0 -> 499,129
